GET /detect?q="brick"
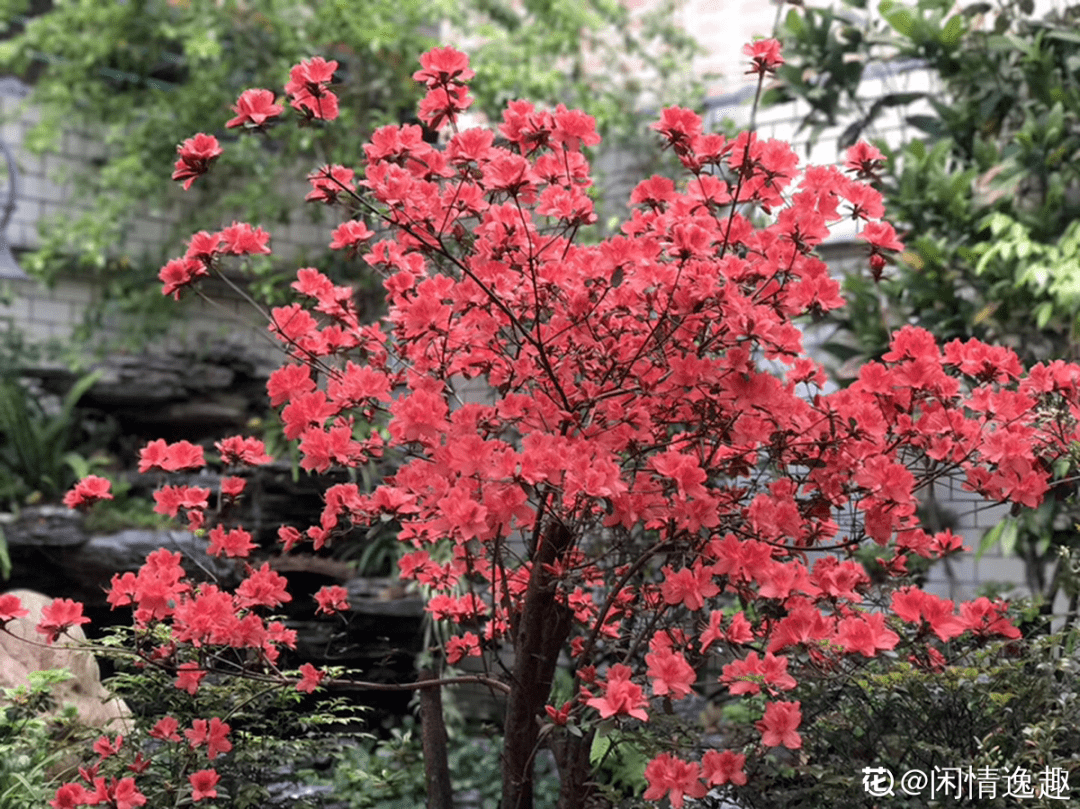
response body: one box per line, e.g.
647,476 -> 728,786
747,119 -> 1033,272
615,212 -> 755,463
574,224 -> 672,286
50,279 -> 94,307
8,220 -> 40,249
19,171 -> 60,205
0,291 -> 31,321
27,296 -> 73,327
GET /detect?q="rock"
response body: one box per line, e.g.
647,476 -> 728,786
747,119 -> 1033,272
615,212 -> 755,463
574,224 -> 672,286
0,588 -> 131,732
26,338 -> 272,441
5,526 -> 237,608
0,505 -> 88,549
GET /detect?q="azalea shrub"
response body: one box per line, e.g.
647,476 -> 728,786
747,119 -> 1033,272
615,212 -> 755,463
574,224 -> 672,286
13,37 -> 1080,809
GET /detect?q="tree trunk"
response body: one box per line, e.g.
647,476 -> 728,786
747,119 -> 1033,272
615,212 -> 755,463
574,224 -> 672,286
419,669 -> 453,809
552,727 -> 595,809
501,523 -> 574,809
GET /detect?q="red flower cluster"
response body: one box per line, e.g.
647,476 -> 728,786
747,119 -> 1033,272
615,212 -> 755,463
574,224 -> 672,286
743,37 -> 784,76
286,57 -> 339,121
36,598 -> 91,645
171,133 -> 222,190
226,88 -> 284,129
63,474 -> 113,509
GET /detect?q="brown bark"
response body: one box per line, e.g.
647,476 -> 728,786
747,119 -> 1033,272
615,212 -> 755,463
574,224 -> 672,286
419,668 -> 453,809
552,728 -> 596,809
501,522 -> 575,809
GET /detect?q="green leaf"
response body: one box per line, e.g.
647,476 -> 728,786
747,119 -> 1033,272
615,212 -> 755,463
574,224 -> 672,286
1035,301 -> 1053,329
1000,518 -> 1019,558
940,14 -> 965,47
0,525 -> 9,581
880,4 -> 916,37
977,521 -> 1004,560
1044,29 -> 1080,45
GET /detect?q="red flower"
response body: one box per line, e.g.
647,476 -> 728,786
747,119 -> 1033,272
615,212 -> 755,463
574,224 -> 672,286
50,783 -> 91,809
287,57 -> 337,92
93,734 -> 123,759
330,220 -> 375,251
744,38 -> 784,76
226,88 -> 283,129
891,587 -> 966,641
845,141 -> 886,180
859,220 -> 905,252
36,598 -> 90,644
207,525 -> 256,558
286,58 -> 339,121
149,716 -> 182,742
960,597 -> 1021,640
702,750 -> 748,786
645,647 -> 696,699
189,769 -> 220,802
544,700 -> 572,726
126,753 -> 151,774
220,476 -> 246,498
417,83 -> 473,131
0,593 -> 28,626
412,46 -> 474,89
721,651 -> 797,696
174,663 -> 206,696
835,612 -> 900,657
278,525 -> 304,553
297,662 -> 325,693
184,230 -> 224,263
158,256 -> 207,299
756,700 -> 803,749
153,485 -> 211,517
585,663 -> 648,721
305,164 -> 355,203
216,435 -> 273,466
185,718 -> 232,760
314,585 -> 349,615
110,777 -> 146,809
446,632 -> 481,664
650,106 -> 702,152
63,475 -> 113,510
137,439 -> 205,472
643,753 -> 706,809
172,132 -> 222,189
235,563 -> 292,608
551,105 -> 600,151
219,221 -> 272,255
660,563 -> 719,611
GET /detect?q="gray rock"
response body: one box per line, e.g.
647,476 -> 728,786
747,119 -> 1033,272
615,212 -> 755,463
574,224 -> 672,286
1,505 -> 87,548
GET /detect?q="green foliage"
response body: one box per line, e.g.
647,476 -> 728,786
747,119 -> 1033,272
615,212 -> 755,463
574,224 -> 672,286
720,626 -> 1080,809
322,717 -> 560,809
80,475 -> 173,534
0,371 -> 106,507
0,669 -> 96,809
0,0 -> 702,346
100,624 -> 365,808
589,726 -> 650,795
0,525 -> 9,580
